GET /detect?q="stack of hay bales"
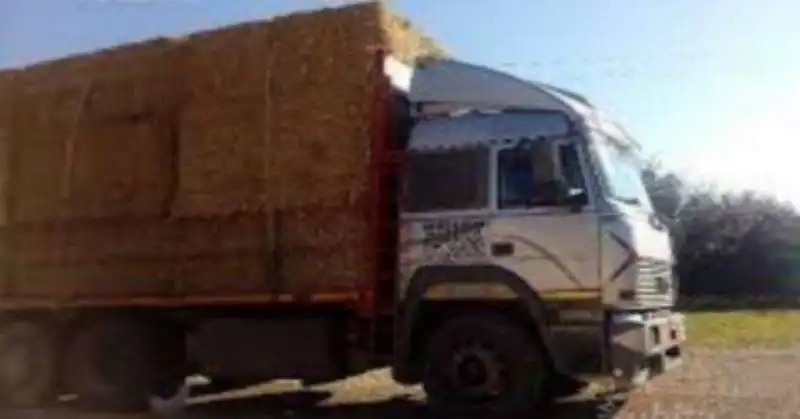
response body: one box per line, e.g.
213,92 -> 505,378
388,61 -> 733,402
0,1 -> 444,300
6,39 -> 181,223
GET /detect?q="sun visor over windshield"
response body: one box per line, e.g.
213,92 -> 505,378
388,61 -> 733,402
406,58 -> 576,116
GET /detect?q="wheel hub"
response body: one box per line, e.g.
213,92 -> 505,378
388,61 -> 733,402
450,344 -> 505,398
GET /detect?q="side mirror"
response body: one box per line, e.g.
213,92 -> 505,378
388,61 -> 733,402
650,213 -> 671,231
561,186 -> 588,212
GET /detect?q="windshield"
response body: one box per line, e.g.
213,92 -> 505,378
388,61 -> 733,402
595,133 -> 653,212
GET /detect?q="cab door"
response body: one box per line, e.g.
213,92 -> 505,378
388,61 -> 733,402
485,137 -> 602,294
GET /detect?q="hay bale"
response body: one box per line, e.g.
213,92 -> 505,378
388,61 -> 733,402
173,21 -> 272,217
65,118 -> 174,219
176,214 -> 273,294
6,38 -> 182,222
78,38 -> 182,117
13,38 -> 181,114
276,202 -> 369,293
60,220 -> 181,264
172,98 -> 267,216
381,10 -> 448,63
182,21 -> 272,104
9,215 -> 273,299
176,253 -> 270,295
58,260 -> 178,298
263,3 -> 381,211
7,266 -> 70,299
173,2 -> 385,216
6,88 -> 77,223
9,220 -> 181,299
63,39 -> 181,219
170,1 -> 443,293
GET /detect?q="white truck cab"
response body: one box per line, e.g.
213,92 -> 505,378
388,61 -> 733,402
387,57 -> 685,413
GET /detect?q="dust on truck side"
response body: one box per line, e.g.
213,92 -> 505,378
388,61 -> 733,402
0,4 -> 683,417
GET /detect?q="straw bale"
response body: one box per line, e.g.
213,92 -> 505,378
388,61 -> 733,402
176,214 -> 273,294
381,10 -> 448,63
61,220 -> 180,264
6,89 -> 76,223
56,260 -> 179,298
9,215 -> 272,298
10,53 -> 95,95
13,38 -> 181,111
182,21 -> 272,104
276,203 -> 369,293
174,21 -> 273,216
172,98 -> 267,216
10,226 -> 61,266
172,2 -> 446,216
178,214 -> 268,255
176,253 -> 270,295
264,3 -> 381,211
9,221 -> 174,298
65,118 -> 174,219
78,39 -> 182,118
5,38 -> 181,222
7,265 -> 71,299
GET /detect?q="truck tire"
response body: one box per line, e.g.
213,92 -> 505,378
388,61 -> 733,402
421,313 -> 550,418
62,318 -> 184,412
0,320 -> 56,408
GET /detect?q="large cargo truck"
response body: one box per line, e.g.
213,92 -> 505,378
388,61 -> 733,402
0,3 -> 684,417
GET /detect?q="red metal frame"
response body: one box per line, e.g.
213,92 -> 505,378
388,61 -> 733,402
359,48 -> 392,318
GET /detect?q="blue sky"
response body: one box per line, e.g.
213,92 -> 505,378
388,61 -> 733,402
2,0 -> 800,203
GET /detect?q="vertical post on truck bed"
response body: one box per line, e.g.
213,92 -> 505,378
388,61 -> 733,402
361,47 -> 393,318
354,47 -> 397,360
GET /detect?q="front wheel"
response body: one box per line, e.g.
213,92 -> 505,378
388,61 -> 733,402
422,313 -> 550,418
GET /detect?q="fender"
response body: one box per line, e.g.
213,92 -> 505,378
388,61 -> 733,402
392,265 -> 566,383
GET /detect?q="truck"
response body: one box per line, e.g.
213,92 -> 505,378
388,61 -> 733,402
0,4 -> 684,417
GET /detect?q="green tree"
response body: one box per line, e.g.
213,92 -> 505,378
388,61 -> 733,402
641,160 -> 800,296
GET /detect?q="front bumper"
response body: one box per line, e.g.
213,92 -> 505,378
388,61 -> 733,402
609,311 -> 685,390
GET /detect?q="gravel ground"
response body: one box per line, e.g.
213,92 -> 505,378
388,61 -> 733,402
8,347 -> 800,419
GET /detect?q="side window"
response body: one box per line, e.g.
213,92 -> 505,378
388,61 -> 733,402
404,147 -> 489,212
497,141 -> 562,209
558,142 -> 586,191
497,148 -> 534,209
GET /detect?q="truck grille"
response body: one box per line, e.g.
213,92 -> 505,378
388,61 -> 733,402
635,259 -> 675,306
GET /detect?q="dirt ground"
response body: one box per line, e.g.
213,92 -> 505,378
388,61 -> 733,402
7,346 -> 800,419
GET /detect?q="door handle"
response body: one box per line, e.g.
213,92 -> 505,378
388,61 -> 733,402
491,242 -> 514,257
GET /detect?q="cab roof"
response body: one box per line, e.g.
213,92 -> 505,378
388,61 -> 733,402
384,56 -> 641,152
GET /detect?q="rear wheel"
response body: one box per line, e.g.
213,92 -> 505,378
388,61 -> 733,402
422,314 -> 550,418
62,317 -> 184,412
0,320 -> 56,409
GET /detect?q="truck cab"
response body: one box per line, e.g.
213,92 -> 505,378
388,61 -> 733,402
388,57 -> 685,415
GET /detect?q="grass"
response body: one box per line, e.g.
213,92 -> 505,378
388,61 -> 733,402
686,310 -> 800,348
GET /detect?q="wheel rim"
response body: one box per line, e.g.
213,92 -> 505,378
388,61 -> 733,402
442,340 -> 509,404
